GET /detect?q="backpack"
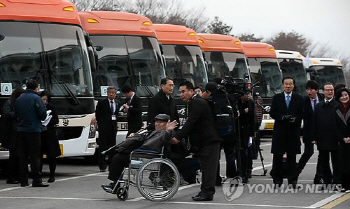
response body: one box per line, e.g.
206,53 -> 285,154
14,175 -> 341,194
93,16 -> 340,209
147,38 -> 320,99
210,89 -> 234,136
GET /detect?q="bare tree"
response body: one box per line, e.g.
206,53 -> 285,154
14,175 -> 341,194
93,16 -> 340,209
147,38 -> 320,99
70,0 -> 128,11
69,0 -> 209,32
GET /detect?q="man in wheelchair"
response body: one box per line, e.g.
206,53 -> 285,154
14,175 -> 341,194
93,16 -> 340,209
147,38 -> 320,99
101,114 -> 178,194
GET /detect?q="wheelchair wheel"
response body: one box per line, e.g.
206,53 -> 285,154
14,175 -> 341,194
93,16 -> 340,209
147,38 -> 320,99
136,158 -> 180,201
116,187 -> 128,201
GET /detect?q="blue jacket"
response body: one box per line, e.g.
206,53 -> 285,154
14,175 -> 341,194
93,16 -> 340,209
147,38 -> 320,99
15,89 -> 47,133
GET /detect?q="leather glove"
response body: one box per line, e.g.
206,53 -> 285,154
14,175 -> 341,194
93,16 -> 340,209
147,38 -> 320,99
289,117 -> 296,123
282,115 -> 292,121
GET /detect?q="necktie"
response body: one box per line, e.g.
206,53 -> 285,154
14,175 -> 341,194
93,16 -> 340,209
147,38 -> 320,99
110,100 -> 114,113
286,95 -> 291,109
312,99 -> 317,111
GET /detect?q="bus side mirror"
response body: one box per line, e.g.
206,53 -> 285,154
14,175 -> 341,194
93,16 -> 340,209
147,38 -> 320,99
94,45 -> 103,52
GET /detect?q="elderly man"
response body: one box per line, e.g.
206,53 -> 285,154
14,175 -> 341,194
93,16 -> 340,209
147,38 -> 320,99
95,86 -> 119,172
270,76 -> 303,189
101,114 -> 178,194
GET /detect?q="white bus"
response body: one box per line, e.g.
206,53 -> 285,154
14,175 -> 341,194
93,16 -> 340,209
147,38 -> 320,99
306,58 -> 345,90
276,50 -> 307,96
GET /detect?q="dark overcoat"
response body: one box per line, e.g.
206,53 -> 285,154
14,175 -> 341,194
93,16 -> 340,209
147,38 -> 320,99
312,99 -> 339,151
125,95 -> 142,133
335,106 -> 350,173
302,93 -> 324,144
41,104 -> 60,158
237,99 -> 255,148
270,92 -> 303,154
147,90 -> 179,130
174,95 -> 221,149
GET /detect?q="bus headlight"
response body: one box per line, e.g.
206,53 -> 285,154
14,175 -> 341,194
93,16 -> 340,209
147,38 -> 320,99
88,117 -> 97,138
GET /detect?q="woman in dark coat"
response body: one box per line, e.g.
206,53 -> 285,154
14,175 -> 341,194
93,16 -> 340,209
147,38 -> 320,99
335,88 -> 350,192
2,87 -> 24,184
40,91 -> 60,183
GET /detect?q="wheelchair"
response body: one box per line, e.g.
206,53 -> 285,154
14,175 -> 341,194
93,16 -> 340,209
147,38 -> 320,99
114,148 -> 180,202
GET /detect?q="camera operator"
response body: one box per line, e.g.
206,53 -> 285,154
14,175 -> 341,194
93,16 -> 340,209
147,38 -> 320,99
202,82 -> 238,184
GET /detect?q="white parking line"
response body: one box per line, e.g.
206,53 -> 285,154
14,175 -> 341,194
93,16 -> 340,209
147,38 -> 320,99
307,193 -> 346,208
0,172 -> 103,193
164,201 -> 310,208
0,196 -> 107,201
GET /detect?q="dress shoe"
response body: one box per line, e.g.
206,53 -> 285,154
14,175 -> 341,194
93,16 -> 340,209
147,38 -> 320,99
32,182 -> 49,187
99,165 -> 107,172
101,182 -> 119,194
21,182 -> 29,187
192,194 -> 213,201
48,177 -> 55,183
6,179 -> 19,184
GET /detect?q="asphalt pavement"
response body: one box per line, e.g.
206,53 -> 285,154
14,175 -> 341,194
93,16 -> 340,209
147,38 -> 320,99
0,136 -> 349,209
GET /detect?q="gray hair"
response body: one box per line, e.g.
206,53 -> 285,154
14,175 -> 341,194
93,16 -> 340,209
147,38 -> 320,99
107,86 -> 117,91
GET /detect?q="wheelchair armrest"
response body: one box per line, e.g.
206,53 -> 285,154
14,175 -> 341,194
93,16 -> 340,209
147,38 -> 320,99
131,149 -> 163,159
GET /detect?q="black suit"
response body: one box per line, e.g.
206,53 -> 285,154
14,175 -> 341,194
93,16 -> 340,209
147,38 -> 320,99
147,90 -> 179,130
174,95 -> 221,198
312,99 -> 341,184
297,93 -> 324,175
95,98 -> 119,170
124,94 -> 142,135
270,92 -> 303,184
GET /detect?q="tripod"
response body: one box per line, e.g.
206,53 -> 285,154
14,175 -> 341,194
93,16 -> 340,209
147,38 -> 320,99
252,91 -> 268,176
253,128 -> 268,176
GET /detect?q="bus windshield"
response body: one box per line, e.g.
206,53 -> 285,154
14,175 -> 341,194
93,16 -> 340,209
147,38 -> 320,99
310,66 -> 345,88
162,45 -> 207,96
278,59 -> 307,96
249,58 -> 283,98
0,22 -> 93,97
204,51 -> 249,82
91,35 -> 164,98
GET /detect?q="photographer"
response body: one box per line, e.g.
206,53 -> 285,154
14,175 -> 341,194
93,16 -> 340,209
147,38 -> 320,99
270,76 -> 303,189
237,91 -> 255,183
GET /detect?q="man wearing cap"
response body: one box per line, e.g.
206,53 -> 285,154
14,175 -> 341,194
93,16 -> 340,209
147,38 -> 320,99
101,114 -> 178,194
172,81 -> 221,201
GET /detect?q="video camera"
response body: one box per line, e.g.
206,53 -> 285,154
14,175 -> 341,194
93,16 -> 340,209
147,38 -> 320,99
220,76 -> 250,96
